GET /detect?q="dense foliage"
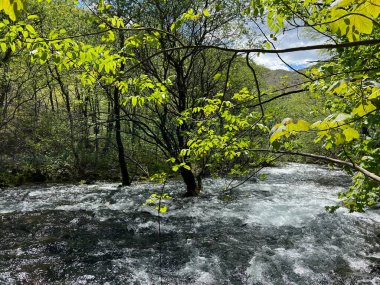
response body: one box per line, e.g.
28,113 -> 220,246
0,0 -> 379,211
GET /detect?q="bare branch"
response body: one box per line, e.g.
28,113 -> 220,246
247,149 -> 380,183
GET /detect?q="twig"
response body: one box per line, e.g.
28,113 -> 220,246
157,179 -> 167,285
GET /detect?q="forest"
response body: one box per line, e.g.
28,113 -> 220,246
0,0 -> 379,212
0,0 -> 380,284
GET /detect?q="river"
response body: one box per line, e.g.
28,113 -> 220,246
0,163 -> 379,284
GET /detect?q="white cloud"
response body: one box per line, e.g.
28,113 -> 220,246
252,27 -> 330,70
254,50 -> 322,70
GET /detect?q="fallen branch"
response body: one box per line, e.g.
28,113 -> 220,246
247,149 -> 380,183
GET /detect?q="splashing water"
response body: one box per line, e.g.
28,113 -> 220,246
0,163 -> 379,284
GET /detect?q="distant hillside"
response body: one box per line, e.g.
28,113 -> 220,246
257,65 -> 325,155
261,67 -> 305,91
255,65 -> 322,122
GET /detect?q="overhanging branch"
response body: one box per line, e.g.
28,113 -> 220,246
248,149 -> 380,183
125,39 -> 380,74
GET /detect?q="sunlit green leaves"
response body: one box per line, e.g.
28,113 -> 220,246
301,14 -> 380,212
203,8 -> 210,17
352,102 -> 377,116
260,0 -> 379,42
101,30 -> 115,43
328,0 -> 380,41
111,16 -> 124,28
333,173 -> 380,212
213,73 -> 222,81
0,0 -> 26,21
342,126 -> 360,142
97,0 -> 113,12
1,0 -> 377,212
0,43 -> 7,52
143,193 -> 172,214
270,119 -> 310,143
27,14 -> 38,20
170,7 -> 211,31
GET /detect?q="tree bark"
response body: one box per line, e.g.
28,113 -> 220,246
113,86 -> 131,186
46,78 -> 55,112
180,166 -> 201,197
103,99 -> 114,153
113,7 -> 131,186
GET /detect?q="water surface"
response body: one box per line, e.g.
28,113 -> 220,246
0,163 -> 379,284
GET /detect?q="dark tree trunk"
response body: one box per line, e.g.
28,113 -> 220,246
113,87 -> 131,186
46,78 -> 55,112
112,14 -> 131,186
180,167 -> 201,197
75,82 -> 91,150
103,100 -> 114,153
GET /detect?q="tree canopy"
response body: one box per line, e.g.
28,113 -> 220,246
0,0 -> 379,212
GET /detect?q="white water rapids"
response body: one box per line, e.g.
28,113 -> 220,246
0,163 -> 379,284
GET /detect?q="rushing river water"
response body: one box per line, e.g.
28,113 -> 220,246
0,163 -> 379,284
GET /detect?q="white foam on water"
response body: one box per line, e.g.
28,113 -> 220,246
71,274 -> 96,285
111,257 -> 154,285
293,264 -> 314,276
194,272 -> 215,284
0,272 -> 16,285
177,255 -> 220,285
345,256 -> 372,272
356,277 -> 380,285
246,256 -> 267,284
0,163 -> 379,284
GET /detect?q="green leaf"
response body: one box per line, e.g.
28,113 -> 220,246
131,96 -> 137,107
172,165 -> 179,172
351,14 -> 373,35
158,205 -> 168,213
25,24 -> 36,34
0,43 -> 7,52
166,157 -> 176,163
343,127 -> 360,142
27,15 -> 39,20
334,133 -> 345,145
352,102 -> 376,116
97,0 -> 105,11
369,87 -> 380,100
53,55 -> 61,64
203,8 -> 210,17
295,120 -> 310,131
270,127 -> 286,143
108,30 -> 115,42
0,0 -> 26,21
325,142 -> 333,150
213,73 -> 221,81
183,164 -> 191,170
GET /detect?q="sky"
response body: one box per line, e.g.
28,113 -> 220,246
252,27 -> 329,71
